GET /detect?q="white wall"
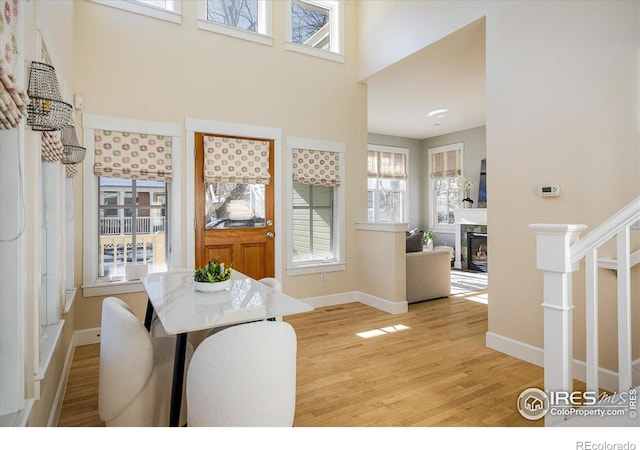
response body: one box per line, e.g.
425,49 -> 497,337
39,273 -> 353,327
72,0 -> 368,327
486,1 -> 639,366
359,1 -> 640,368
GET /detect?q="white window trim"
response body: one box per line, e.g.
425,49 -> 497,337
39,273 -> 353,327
38,161 -> 67,381
90,0 -> 182,24
285,0 -> 345,63
82,114 -> 183,298
285,136 -> 345,276
185,118 -> 283,279
0,126 -> 27,419
41,161 -> 64,330
197,0 -> 273,46
427,142 -> 464,233
367,144 -> 409,224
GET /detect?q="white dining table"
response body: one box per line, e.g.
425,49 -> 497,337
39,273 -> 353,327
141,269 -> 314,427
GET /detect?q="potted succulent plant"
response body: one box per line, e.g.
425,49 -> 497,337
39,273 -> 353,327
194,257 -> 232,292
423,230 -> 437,251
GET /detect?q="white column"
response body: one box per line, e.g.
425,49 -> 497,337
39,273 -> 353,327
529,224 -> 587,426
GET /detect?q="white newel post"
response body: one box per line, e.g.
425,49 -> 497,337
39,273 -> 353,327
529,224 -> 587,426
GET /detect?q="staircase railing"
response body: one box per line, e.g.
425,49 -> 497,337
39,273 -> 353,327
530,196 -> 640,426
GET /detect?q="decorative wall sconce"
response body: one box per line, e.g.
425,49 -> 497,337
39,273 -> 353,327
26,62 -> 73,131
61,125 -> 86,164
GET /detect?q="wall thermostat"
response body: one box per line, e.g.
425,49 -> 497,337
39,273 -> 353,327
537,184 -> 560,197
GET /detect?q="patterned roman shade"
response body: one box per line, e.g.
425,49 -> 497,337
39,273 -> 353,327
292,148 -> 340,187
367,151 -> 407,179
431,149 -> 461,178
0,0 -> 29,130
41,131 -> 64,162
203,135 -> 270,184
65,163 -> 79,179
93,130 -> 173,182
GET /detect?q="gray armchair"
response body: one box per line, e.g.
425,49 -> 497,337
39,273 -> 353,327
406,248 -> 451,303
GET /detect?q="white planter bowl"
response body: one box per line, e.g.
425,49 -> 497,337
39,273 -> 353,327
194,279 -> 231,293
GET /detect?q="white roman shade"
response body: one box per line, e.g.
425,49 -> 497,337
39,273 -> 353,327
203,135 -> 270,184
93,130 -> 173,182
292,148 -> 340,187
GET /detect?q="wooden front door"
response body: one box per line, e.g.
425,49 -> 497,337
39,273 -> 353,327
194,133 -> 275,280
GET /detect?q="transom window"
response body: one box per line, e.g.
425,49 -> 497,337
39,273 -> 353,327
197,0 -> 272,45
206,0 -> 258,31
90,0 -> 182,23
134,0 -> 178,11
285,0 -> 344,62
291,0 -> 330,49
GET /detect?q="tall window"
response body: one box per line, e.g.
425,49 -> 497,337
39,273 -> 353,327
292,182 -> 333,262
98,178 -> 168,279
286,0 -> 344,62
367,146 -> 407,222
83,116 -> 181,298
428,143 -> 464,227
39,143 -> 66,377
198,0 -> 272,45
286,137 -> 345,274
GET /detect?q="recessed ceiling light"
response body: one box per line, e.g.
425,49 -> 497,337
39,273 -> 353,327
427,109 -> 448,117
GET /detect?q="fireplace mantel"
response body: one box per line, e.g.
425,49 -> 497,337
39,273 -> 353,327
453,208 -> 487,225
453,208 -> 487,270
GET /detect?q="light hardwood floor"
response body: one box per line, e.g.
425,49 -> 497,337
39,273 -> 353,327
58,290 -> 545,427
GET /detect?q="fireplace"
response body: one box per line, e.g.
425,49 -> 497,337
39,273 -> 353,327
467,232 -> 488,272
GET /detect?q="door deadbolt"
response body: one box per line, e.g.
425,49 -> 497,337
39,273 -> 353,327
266,220 -> 273,226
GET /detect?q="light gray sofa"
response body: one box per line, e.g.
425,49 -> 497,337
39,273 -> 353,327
406,248 -> 451,303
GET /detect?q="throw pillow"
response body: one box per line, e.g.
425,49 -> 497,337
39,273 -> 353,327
406,232 -> 423,253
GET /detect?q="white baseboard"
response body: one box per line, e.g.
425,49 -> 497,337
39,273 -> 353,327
74,327 -> 102,346
486,331 -> 640,393
485,331 -> 544,368
301,290 -> 408,315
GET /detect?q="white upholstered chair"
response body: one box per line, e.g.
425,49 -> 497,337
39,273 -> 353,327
99,296 -> 192,426
258,277 -> 282,292
186,320 -> 298,426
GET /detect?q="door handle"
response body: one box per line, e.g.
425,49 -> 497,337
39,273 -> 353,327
266,232 -> 275,239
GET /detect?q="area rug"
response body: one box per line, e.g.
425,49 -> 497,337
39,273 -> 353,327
450,270 -> 488,295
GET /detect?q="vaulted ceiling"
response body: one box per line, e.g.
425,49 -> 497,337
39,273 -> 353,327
365,18 -> 486,140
